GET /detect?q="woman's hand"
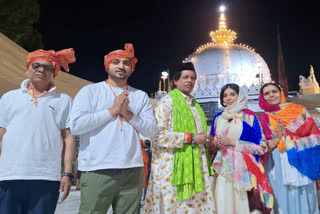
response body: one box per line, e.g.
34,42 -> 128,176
277,119 -> 286,138
215,136 -> 236,148
268,119 -> 286,151
268,136 -> 281,151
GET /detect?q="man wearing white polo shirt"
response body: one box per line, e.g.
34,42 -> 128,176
0,48 -> 76,214
70,43 -> 157,214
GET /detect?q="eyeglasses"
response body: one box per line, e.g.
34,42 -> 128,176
31,63 -> 55,73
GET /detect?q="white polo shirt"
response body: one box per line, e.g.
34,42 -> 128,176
0,79 -> 72,181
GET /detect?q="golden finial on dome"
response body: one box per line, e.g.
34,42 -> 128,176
310,65 -> 314,75
209,5 -> 237,44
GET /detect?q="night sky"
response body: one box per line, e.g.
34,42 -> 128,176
38,0 -> 320,95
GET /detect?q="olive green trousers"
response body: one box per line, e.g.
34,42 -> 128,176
78,167 -> 144,214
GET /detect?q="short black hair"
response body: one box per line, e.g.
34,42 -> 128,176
170,62 -> 196,89
144,139 -> 151,145
260,82 -> 281,95
220,83 -> 240,107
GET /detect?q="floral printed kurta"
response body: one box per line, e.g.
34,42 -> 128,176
144,94 -> 216,214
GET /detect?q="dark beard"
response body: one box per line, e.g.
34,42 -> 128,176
108,72 -> 128,81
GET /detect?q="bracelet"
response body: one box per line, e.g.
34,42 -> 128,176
186,132 -> 192,144
62,172 -> 74,180
191,133 -> 195,146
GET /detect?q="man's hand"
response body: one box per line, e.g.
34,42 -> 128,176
59,176 -> 72,201
60,128 -> 75,201
194,133 -> 209,144
109,90 -> 127,116
119,92 -> 133,121
0,127 -> 6,156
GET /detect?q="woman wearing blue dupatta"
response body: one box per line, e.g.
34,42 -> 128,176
210,83 -> 273,214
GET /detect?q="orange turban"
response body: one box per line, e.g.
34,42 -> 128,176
104,43 -> 138,72
26,48 -> 76,77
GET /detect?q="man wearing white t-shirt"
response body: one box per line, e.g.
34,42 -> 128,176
70,43 -> 157,214
0,48 -> 76,214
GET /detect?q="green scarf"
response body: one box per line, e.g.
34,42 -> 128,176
169,89 -> 214,201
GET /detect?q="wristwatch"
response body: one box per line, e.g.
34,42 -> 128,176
206,138 -> 211,144
62,172 -> 74,180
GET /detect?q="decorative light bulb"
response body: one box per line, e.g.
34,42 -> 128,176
219,5 -> 226,12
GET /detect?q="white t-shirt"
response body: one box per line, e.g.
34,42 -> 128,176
70,81 -> 157,171
0,79 -> 72,181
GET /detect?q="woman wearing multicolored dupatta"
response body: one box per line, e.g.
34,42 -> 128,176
144,62 -> 216,214
211,83 -> 273,214
258,82 -> 320,214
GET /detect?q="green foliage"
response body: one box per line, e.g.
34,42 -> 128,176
0,0 -> 43,51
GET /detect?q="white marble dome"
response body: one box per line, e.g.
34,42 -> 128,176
183,8 -> 272,98
185,43 -> 271,97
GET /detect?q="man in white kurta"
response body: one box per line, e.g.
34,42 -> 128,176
144,62 -> 216,214
70,43 -> 157,214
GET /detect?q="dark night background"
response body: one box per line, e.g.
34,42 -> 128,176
37,0 -> 320,95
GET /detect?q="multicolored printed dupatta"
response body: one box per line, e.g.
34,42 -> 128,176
211,109 -> 274,214
258,90 -> 320,181
169,89 -> 214,201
